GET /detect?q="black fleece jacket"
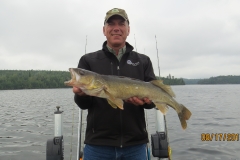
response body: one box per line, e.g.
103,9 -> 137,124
74,41 -> 156,147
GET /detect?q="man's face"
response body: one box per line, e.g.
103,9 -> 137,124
103,15 -> 130,48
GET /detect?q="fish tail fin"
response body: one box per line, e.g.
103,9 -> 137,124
178,104 -> 192,130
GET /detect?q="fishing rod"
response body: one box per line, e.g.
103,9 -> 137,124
85,35 -> 87,55
151,35 -> 172,160
134,34 -> 152,160
77,35 -> 88,160
155,35 -> 160,78
77,107 -> 83,160
134,34 -> 137,52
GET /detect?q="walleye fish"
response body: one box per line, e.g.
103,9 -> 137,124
65,68 -> 192,129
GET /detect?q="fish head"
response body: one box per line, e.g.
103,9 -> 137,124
64,68 -> 97,88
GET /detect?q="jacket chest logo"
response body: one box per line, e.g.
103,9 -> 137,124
127,60 -> 139,66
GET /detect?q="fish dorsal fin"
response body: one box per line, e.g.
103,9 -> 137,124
104,75 -> 144,82
150,80 -> 176,97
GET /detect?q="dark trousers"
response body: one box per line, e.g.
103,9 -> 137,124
83,144 -> 147,160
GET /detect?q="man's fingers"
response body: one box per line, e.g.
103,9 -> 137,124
132,97 -> 144,105
73,87 -> 81,93
125,97 -> 152,106
143,97 -> 152,104
73,87 -> 86,96
125,98 -> 139,106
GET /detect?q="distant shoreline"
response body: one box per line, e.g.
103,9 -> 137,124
0,70 -> 239,90
183,75 -> 240,84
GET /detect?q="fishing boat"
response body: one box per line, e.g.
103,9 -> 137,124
46,106 -> 171,160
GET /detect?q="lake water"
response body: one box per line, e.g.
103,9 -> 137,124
0,85 -> 240,160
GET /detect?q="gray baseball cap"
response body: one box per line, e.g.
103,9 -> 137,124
104,8 -> 129,24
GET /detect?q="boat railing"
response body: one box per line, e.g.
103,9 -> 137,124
46,106 -> 172,160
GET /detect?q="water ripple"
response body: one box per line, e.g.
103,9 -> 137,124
1,86 -> 240,160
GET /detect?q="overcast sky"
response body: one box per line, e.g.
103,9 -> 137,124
0,0 -> 239,79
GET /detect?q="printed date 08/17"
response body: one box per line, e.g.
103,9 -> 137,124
201,133 -> 239,141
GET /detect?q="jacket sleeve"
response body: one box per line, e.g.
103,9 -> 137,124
142,56 -> 157,109
74,55 -> 93,110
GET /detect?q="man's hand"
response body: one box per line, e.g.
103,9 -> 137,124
125,97 -> 152,106
73,87 -> 86,96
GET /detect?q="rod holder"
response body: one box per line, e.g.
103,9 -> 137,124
151,107 -> 169,158
54,106 -> 63,137
46,106 -> 64,160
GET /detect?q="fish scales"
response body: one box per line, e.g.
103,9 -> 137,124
103,75 -> 156,99
95,75 -> 181,113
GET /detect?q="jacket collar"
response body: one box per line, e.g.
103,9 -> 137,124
102,41 -> 134,54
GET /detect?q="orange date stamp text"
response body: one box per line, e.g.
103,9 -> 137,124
201,133 -> 239,141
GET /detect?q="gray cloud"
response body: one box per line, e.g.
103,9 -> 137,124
0,0 -> 239,78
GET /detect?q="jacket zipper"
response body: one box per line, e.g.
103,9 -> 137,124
117,65 -> 123,147
120,110 -> 123,148
117,66 -> 120,76
111,57 -> 123,147
92,107 -> 95,133
111,62 -> 113,75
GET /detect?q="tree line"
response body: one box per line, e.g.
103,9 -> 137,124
197,75 -> 240,84
157,77 -> 185,85
0,70 -> 71,90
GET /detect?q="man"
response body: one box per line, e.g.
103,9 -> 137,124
73,8 -> 156,160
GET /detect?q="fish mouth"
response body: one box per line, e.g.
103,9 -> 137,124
70,68 -> 82,82
69,68 -> 76,79
64,68 -> 80,86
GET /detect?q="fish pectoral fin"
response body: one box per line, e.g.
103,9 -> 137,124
150,80 -> 176,97
104,90 -> 124,110
155,103 -> 169,115
107,99 -> 118,109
